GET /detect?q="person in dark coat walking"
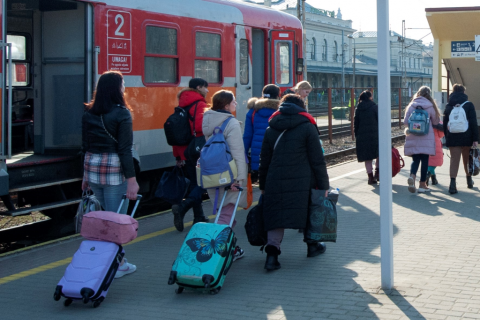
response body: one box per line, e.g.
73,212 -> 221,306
259,94 -> 330,271
443,84 -> 479,194
354,90 -> 379,184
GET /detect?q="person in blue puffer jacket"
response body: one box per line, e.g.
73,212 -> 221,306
243,84 -> 281,183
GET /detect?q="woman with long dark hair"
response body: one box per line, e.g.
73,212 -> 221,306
82,70 -> 139,278
354,90 -> 379,184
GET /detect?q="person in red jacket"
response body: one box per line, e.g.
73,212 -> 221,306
171,78 -> 209,231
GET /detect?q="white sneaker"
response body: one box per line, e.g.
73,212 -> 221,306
417,187 -> 431,193
407,176 -> 416,193
115,259 -> 137,278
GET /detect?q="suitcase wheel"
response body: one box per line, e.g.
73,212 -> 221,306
209,287 -> 221,295
175,287 -> 184,294
53,286 -> 62,301
168,271 -> 177,285
80,288 -> 94,304
93,297 -> 104,308
64,299 -> 73,307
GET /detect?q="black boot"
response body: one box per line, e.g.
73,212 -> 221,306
307,242 -> 326,258
467,176 -> 474,189
368,173 -> 377,185
425,171 -> 431,187
264,245 -> 281,271
171,198 -> 196,232
431,174 -> 438,185
449,178 -> 458,194
192,204 -> 209,224
374,168 -> 380,182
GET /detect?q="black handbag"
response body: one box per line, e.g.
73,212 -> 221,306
154,166 -> 190,204
184,102 -> 206,162
185,136 -> 206,162
305,190 -> 339,243
244,195 -> 268,247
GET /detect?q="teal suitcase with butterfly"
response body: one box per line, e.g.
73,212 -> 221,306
168,189 -> 242,295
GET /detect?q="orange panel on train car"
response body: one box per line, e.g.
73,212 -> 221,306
127,87 -> 235,131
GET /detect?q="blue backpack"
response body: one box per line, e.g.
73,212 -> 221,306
196,117 -> 238,190
408,106 -> 430,136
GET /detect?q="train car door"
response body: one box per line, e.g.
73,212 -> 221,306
270,30 -> 295,91
40,1 -> 89,153
235,25 -> 252,127
0,0 -> 4,159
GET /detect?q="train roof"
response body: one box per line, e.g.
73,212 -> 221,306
80,0 -> 302,30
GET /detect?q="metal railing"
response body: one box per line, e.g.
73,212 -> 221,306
307,87 -> 411,144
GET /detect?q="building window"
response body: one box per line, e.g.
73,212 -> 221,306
144,26 -> 178,84
275,41 -> 292,85
239,39 -> 249,85
322,39 -> 328,61
195,32 -> 222,83
311,37 -> 316,60
333,41 -> 338,62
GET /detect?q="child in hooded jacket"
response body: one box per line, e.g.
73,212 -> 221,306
243,84 -> 281,183
426,122 -> 444,186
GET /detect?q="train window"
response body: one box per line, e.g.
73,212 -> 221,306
195,32 -> 221,83
144,26 -> 178,84
6,35 -> 30,87
239,39 -> 249,85
196,32 -> 221,58
275,42 -> 292,85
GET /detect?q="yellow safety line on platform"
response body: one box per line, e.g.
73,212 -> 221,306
0,202 -> 258,286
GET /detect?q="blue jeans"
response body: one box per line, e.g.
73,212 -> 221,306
89,181 -> 129,214
410,154 -> 429,182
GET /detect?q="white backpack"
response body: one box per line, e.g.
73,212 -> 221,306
448,101 -> 469,133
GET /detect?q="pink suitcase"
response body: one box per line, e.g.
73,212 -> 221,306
80,195 -> 142,245
54,195 -> 141,308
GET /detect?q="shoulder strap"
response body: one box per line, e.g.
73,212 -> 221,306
274,130 -> 287,150
251,110 -> 256,123
189,101 -> 200,137
459,101 -> 469,108
220,117 -> 233,132
100,114 -> 118,144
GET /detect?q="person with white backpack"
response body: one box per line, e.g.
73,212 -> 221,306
443,84 -> 479,194
201,90 -> 248,261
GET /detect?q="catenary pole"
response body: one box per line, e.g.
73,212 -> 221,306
377,0 -> 394,290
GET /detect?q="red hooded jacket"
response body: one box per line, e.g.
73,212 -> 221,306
172,88 -> 207,161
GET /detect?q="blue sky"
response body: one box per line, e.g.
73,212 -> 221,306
308,0 -> 479,45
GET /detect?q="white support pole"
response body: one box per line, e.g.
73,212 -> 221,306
377,0 -> 394,290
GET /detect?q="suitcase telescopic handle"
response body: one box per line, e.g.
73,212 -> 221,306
118,194 -> 143,218
214,187 -> 243,227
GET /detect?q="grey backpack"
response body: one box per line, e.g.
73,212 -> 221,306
75,190 -> 102,233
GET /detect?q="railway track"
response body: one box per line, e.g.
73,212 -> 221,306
0,134 -> 406,255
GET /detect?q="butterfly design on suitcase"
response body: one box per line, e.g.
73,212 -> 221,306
186,227 -> 231,262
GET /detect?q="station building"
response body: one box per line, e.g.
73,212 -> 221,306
426,6 -> 480,125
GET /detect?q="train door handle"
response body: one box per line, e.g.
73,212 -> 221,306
246,86 -> 251,90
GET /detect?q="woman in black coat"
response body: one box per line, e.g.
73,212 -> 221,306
259,94 -> 330,271
443,84 -> 479,194
354,90 -> 379,185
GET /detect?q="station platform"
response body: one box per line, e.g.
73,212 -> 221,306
1,147 -> 479,320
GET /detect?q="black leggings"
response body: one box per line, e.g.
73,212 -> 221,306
410,154 -> 430,182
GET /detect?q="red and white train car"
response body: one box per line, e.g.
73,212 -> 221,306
0,0 -> 303,217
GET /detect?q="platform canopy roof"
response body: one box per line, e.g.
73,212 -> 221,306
426,7 -> 480,41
